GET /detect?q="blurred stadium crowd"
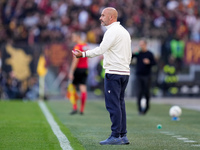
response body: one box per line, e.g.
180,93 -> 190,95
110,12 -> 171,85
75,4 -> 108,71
0,0 -> 200,44
0,0 -> 200,99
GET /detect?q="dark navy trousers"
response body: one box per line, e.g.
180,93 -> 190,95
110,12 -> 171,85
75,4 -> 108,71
104,73 -> 129,138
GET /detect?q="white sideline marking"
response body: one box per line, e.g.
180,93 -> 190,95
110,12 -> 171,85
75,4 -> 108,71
192,145 -> 200,147
177,138 -> 188,140
39,101 -> 73,150
184,140 -> 196,143
159,131 -> 200,147
172,135 -> 181,138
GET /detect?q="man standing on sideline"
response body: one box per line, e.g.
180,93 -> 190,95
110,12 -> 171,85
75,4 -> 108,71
72,7 -> 131,145
68,32 -> 88,115
132,39 -> 156,115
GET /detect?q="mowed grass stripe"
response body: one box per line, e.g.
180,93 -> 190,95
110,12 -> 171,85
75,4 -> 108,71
0,101 -> 61,150
0,101 -> 84,150
48,100 -> 200,150
44,101 -> 85,150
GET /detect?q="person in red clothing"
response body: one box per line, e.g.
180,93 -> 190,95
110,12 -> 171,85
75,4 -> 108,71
68,32 -> 88,115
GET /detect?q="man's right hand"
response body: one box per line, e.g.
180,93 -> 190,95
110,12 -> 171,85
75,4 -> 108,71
72,49 -> 82,58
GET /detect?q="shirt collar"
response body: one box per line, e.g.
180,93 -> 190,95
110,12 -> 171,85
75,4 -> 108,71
105,22 -> 120,29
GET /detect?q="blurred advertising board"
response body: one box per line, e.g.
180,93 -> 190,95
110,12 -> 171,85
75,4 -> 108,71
185,42 -> 200,64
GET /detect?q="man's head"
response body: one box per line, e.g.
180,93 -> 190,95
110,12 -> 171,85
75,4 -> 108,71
72,32 -> 82,43
139,39 -> 147,52
99,7 -> 118,26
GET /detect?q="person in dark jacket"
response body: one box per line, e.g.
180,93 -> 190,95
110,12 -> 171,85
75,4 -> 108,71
132,39 -> 156,115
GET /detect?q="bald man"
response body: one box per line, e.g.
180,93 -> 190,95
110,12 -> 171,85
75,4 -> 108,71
73,7 -> 131,145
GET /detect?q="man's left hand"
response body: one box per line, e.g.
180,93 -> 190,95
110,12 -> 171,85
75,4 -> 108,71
143,58 -> 150,64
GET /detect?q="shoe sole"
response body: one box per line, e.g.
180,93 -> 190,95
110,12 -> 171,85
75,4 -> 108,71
122,142 -> 130,145
100,142 -> 123,145
99,141 -> 123,145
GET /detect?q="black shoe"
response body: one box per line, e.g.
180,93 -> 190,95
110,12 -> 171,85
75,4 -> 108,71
80,112 -> 84,115
70,110 -> 78,115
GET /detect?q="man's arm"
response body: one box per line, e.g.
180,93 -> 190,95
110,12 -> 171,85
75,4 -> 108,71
68,56 -> 79,80
149,52 -> 156,66
73,30 -> 116,58
132,48 -> 140,59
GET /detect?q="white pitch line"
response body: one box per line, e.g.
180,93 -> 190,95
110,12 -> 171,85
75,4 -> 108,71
177,138 -> 188,140
159,131 -> 200,147
192,144 -> 200,147
38,101 -> 73,150
172,135 -> 181,138
184,140 -> 196,143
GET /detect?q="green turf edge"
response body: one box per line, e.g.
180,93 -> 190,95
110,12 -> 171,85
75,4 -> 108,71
0,100 -> 63,150
45,101 -> 85,150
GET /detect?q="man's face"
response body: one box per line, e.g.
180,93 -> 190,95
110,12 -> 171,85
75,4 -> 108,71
72,33 -> 78,43
99,9 -> 110,26
139,41 -> 147,51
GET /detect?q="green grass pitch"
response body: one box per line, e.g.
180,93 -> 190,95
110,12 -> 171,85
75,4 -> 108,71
0,99 -> 200,150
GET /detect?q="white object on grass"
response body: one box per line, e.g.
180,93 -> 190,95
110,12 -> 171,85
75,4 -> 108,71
169,105 -> 182,117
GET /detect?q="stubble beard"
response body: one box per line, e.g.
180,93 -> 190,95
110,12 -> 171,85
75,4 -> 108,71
100,20 -> 106,26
